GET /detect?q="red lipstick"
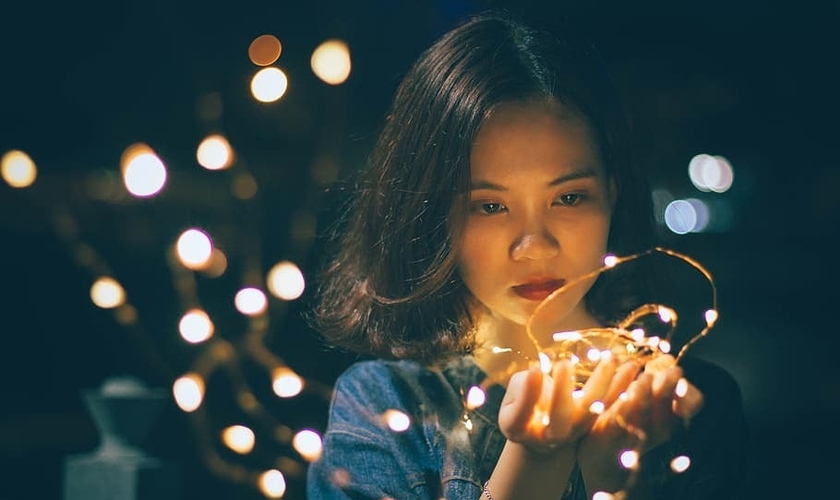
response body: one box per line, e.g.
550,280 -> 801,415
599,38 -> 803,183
512,279 -> 566,301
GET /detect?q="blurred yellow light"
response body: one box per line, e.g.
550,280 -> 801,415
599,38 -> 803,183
1,150 -> 37,188
176,228 -> 213,270
311,39 -> 351,85
196,134 -> 233,170
465,386 -> 486,410
619,449 -> 639,469
258,469 -> 287,498
199,248 -> 228,278
272,367 -> 304,398
222,424 -> 255,454
90,277 -> 126,309
267,261 -> 305,300
231,172 -> 258,200
670,454 -> 691,473
292,429 -> 322,462
234,287 -> 267,316
120,143 -> 167,197
172,373 -> 204,412
250,67 -> 288,103
178,308 -> 214,344
383,409 -> 410,432
249,34 -> 282,66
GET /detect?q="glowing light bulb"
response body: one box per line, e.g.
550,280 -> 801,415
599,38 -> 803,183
292,429 -> 322,462
258,469 -> 287,498
222,424 -> 255,454
384,409 -> 410,432
250,67 -> 288,103
466,386 -> 486,410
121,144 -> 166,197
1,149 -> 37,188
705,309 -> 719,327
90,277 -> 126,309
173,373 -> 204,412
670,455 -> 691,473
619,449 -> 639,469
675,378 -> 689,398
267,261 -> 305,300
176,228 -> 213,270
196,134 -> 233,170
272,367 -> 304,398
603,254 -> 618,267
179,308 -> 214,344
311,39 -> 351,85
234,287 -> 267,316
589,401 -> 605,414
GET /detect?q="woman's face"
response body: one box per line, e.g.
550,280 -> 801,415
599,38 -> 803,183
457,99 -> 615,332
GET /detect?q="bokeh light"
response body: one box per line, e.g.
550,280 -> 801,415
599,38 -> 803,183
272,367 -> 304,398
120,143 -> 167,197
173,373 -> 205,412
249,34 -> 282,66
90,277 -> 126,309
311,39 -> 351,85
267,261 -> 305,300
196,134 -> 234,170
250,67 -> 288,103
234,287 -> 268,316
292,429 -> 322,462
178,308 -> 214,344
688,153 -> 734,193
222,424 -> 256,454
176,228 -> 214,270
1,149 -> 37,188
258,469 -> 287,498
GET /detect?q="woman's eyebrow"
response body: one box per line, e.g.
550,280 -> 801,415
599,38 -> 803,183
470,166 -> 599,191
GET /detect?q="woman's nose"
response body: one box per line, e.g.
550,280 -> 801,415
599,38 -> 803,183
510,225 -> 559,261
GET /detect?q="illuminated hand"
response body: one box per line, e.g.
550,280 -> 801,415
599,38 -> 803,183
497,355 -> 639,454
576,355 -> 705,492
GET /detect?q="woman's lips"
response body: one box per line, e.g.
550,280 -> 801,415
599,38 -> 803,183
512,280 -> 566,301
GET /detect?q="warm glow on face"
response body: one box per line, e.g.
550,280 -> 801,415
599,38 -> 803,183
1,150 -> 37,188
222,424 -> 255,454
90,276 -> 126,309
310,39 -> 351,85
267,261 -> 305,300
292,429 -> 322,462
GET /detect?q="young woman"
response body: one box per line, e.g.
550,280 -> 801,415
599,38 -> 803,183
306,10 -> 748,500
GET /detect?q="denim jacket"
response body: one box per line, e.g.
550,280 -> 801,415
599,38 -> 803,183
307,355 -> 748,499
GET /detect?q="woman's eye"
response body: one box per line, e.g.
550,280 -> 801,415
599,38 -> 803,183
473,202 -> 505,215
556,193 -> 584,206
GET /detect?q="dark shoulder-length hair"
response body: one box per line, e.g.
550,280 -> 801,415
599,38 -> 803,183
309,10 -> 656,366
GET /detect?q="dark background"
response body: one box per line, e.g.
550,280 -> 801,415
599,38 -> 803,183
1,0 -> 838,498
